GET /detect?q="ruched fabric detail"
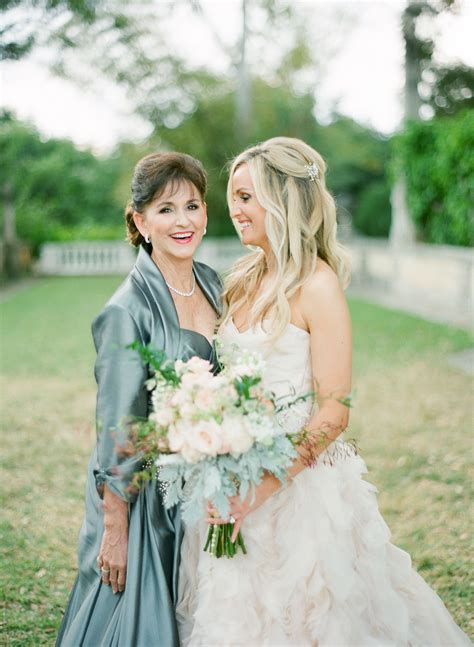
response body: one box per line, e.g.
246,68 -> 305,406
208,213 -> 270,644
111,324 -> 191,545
177,322 -> 471,647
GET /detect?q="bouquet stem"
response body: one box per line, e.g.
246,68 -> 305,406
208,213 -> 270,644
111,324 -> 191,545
204,523 -> 247,558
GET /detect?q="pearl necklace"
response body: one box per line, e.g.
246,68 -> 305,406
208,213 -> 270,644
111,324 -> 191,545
165,273 -> 196,298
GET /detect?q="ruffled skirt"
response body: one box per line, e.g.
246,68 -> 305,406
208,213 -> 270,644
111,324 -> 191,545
177,448 -> 471,646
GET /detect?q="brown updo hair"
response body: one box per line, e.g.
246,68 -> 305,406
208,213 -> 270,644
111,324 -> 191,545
125,152 -> 208,247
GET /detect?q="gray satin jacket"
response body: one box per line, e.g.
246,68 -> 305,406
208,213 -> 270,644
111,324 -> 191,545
57,244 -> 222,647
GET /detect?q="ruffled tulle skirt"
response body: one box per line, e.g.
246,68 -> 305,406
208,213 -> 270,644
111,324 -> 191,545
176,445 -> 471,646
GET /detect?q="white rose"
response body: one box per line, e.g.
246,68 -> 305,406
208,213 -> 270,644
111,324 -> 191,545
186,419 -> 222,457
221,415 -> 254,455
168,420 -> 186,452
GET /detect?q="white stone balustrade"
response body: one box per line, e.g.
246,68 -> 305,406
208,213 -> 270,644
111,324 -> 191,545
37,237 -> 473,329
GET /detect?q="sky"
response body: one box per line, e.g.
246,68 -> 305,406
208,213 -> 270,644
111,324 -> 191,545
1,0 -> 472,154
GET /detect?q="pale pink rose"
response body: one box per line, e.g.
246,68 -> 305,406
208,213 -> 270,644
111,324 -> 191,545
180,442 -> 203,464
170,390 -> 189,407
185,356 -> 212,374
151,408 -> 175,428
179,402 -> 196,420
194,387 -> 216,412
221,416 -> 254,455
208,375 -> 227,391
168,420 -> 186,452
187,419 -> 222,456
181,370 -> 214,392
174,359 -> 186,374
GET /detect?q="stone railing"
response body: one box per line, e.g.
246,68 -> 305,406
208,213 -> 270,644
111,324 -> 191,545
37,239 -> 246,276
37,242 -> 137,275
348,238 -> 473,329
37,238 -> 473,328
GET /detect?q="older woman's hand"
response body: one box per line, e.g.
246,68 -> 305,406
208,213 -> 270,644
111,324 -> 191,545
206,473 -> 282,543
97,486 -> 129,594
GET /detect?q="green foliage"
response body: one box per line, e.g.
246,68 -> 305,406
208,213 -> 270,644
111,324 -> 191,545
1,0 -> 98,61
153,85 -> 390,236
0,113 -> 123,254
128,341 -> 181,385
393,111 -> 474,246
2,85 -> 390,248
402,0 -> 472,118
352,181 -> 392,238
428,65 -> 474,117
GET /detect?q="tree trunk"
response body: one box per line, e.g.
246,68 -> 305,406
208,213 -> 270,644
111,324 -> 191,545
2,182 -> 21,278
235,0 -> 251,145
390,1 -> 421,247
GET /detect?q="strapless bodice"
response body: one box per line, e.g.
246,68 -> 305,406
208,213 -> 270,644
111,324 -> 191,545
219,320 -> 314,428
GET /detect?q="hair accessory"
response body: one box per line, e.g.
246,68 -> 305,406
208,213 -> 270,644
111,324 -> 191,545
305,162 -> 319,182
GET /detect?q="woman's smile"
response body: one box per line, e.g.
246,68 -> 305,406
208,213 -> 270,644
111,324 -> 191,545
170,230 -> 195,244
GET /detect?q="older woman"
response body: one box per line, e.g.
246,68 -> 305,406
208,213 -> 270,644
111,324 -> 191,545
57,152 -> 221,647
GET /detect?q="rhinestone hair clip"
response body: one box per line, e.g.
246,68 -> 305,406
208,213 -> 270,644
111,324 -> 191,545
305,162 -> 319,182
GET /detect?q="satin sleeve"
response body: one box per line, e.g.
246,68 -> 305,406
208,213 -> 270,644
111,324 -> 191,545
91,304 -> 148,502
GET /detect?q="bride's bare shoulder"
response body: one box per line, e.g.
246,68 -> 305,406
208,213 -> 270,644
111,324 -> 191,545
298,259 -> 348,328
302,259 -> 342,298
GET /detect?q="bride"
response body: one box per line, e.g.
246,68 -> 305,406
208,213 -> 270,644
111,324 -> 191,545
177,137 -> 471,646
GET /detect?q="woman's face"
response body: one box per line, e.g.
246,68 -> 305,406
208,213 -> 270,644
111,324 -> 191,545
134,181 -> 207,262
231,163 -> 269,252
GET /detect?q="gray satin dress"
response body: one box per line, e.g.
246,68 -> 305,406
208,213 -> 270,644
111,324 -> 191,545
56,244 -> 221,647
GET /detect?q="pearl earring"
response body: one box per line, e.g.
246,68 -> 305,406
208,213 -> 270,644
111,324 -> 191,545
203,228 -> 207,235
145,234 -> 150,243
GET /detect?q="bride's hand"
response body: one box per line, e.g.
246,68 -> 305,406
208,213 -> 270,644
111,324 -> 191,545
206,473 -> 281,543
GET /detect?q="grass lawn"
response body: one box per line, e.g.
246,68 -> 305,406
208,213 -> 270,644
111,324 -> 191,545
1,276 -> 473,645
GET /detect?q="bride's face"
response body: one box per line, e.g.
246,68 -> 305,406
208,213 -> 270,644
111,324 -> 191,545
231,163 -> 269,252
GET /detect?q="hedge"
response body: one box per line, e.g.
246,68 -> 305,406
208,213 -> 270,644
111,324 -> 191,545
393,111 -> 474,247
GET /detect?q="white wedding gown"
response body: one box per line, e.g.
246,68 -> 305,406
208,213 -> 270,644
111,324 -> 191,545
176,321 -> 471,647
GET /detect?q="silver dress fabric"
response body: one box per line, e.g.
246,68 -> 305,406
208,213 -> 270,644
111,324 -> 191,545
56,244 -> 221,647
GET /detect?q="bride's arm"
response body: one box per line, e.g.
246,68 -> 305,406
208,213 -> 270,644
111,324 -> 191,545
211,264 -> 352,542
287,262 -> 352,475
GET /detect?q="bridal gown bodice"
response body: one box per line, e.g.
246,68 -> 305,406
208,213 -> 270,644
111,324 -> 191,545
220,319 -> 315,432
222,318 -> 312,395
177,321 -> 471,647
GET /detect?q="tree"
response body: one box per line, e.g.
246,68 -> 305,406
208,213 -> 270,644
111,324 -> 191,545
0,0 -> 96,60
0,112 -> 123,254
401,0 -> 472,119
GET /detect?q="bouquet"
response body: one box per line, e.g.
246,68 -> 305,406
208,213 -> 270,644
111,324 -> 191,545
126,341 -> 313,558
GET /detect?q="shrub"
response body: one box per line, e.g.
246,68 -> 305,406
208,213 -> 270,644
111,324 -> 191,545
393,111 -> 474,247
352,181 -> 392,238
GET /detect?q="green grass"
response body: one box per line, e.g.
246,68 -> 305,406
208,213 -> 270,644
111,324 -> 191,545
1,278 -> 473,644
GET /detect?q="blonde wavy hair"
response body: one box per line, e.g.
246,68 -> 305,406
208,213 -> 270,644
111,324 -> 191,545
221,136 -> 350,343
